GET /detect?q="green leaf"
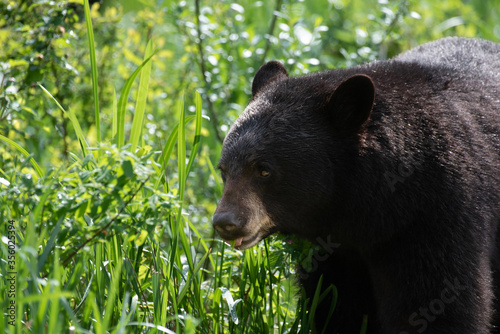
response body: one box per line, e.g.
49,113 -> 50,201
122,160 -> 134,178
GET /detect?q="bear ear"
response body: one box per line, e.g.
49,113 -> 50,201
252,61 -> 289,97
327,74 -> 375,133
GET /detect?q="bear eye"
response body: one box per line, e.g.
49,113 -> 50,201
260,170 -> 271,178
256,163 -> 272,179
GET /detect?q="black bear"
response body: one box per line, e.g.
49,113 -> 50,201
213,37 -> 500,333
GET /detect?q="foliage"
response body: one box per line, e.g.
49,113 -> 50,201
0,145 -> 303,333
1,0 -> 499,332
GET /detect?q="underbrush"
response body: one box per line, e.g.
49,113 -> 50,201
0,2 -> 309,332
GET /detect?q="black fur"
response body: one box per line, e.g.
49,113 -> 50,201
214,37 -> 500,333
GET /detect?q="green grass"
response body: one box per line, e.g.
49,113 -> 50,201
84,0 -> 101,147
39,84 -> 91,159
129,39 -> 154,153
0,1 -> 306,333
0,134 -> 44,179
0,106 -> 304,333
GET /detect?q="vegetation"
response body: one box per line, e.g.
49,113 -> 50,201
1,0 -> 499,333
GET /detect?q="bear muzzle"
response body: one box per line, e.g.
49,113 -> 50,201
212,211 -> 241,238
213,188 -> 277,249
212,211 -> 259,249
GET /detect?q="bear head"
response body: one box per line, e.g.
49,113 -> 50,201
213,61 -> 375,249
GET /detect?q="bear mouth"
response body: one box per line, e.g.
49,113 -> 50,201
225,232 -> 261,250
224,228 -> 277,250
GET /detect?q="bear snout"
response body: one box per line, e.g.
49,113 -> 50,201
212,211 -> 243,239
213,185 -> 277,249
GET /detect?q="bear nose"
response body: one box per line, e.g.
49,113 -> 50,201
213,211 -> 239,235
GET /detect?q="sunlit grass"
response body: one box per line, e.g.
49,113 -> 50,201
1,1 -> 306,333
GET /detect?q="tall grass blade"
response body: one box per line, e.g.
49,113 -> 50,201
83,0 -> 101,146
48,249 -> 62,334
112,87 -> 118,139
32,167 -> 60,223
0,134 -> 44,178
115,292 -> 133,334
39,84 -> 90,158
37,216 -> 63,273
116,52 -> 157,148
90,292 -> 103,334
95,242 -> 105,311
103,256 -> 123,332
185,91 -> 203,178
154,116 -> 195,190
177,92 -> 186,208
0,167 -> 8,179
129,39 -> 154,152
